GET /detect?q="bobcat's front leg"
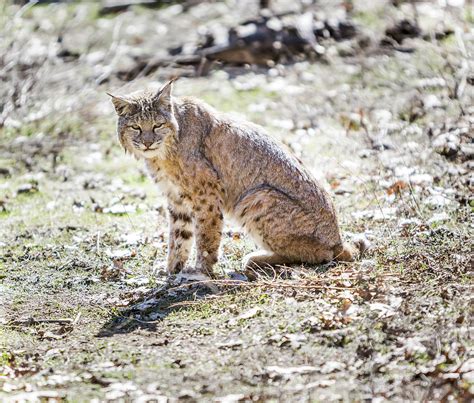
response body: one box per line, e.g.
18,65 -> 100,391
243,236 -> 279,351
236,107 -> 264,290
166,203 -> 193,275
193,196 -> 224,278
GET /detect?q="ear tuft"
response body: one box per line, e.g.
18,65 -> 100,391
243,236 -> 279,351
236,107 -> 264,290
107,92 -> 136,116
155,77 -> 179,108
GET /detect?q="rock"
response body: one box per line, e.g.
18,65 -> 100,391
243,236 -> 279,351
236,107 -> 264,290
424,194 -> 452,208
0,168 -> 11,177
433,132 -> 460,158
371,109 -> 392,125
384,19 -> 421,44
360,259 -> 377,270
103,204 -> 137,214
120,232 -> 143,246
409,173 -> 433,186
459,143 -> 474,160
228,271 -> 248,282
403,338 -> 427,357
124,276 -> 150,286
398,218 -> 421,227
105,249 -> 136,259
422,94 -> 442,110
369,301 -> 398,318
320,361 -> 345,374
414,77 -> 447,89
352,208 -> 397,222
215,394 -> 246,403
16,182 -> 39,195
463,160 -> 474,171
394,166 -> 415,178
238,307 -> 262,320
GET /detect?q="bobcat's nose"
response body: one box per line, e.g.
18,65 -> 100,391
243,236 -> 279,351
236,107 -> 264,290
143,140 -> 154,149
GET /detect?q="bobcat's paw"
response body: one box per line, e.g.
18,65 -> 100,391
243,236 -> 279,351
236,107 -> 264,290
352,234 -> 371,256
174,266 -> 211,283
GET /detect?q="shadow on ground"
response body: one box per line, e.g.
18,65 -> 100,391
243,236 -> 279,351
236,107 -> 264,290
96,280 -> 219,336
97,262 -> 336,336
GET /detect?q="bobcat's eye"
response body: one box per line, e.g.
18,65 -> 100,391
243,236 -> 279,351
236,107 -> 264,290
153,123 -> 164,132
131,125 -> 141,132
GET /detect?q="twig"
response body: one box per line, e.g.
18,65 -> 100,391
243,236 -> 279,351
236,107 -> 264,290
72,312 -> 82,326
7,318 -> 73,327
168,300 -> 206,309
406,179 -> 426,220
454,28 -> 469,100
260,281 -> 355,291
410,0 -> 420,27
96,231 -> 100,254
14,0 -> 38,20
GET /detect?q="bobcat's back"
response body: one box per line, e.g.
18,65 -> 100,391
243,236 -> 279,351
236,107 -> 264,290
173,97 -> 341,245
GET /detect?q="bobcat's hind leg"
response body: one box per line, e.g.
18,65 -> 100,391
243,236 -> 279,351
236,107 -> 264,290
235,186 -> 341,267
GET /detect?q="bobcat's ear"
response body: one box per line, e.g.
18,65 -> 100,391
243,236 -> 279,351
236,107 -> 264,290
155,77 -> 178,109
107,93 -> 136,116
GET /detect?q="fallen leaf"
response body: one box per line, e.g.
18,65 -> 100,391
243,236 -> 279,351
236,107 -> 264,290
101,260 -> 128,281
387,180 -> 407,196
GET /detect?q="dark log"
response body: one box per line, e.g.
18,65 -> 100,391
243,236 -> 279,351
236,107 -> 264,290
115,12 -> 359,80
99,0 -> 170,15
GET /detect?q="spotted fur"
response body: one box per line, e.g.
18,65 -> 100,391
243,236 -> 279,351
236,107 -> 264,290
109,80 -> 367,278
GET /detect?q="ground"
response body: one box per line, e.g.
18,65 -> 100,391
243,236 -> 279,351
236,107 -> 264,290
0,0 -> 473,401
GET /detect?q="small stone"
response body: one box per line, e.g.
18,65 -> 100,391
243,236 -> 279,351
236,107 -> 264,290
424,194 -> 452,208
0,168 -> 11,177
17,183 -> 39,194
103,204 -> 136,214
433,132 -> 460,157
228,272 -> 248,282
422,94 -> 442,110
399,218 -> 421,226
409,174 -> 433,186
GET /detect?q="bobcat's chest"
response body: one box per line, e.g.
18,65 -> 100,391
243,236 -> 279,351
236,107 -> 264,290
146,159 -> 186,203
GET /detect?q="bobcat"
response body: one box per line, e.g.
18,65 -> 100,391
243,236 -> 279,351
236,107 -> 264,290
109,79 -> 367,279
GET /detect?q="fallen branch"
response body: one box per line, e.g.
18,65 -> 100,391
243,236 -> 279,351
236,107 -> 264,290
115,11 -> 358,79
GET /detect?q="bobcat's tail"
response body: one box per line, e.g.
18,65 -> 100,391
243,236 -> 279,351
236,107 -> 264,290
333,236 -> 370,262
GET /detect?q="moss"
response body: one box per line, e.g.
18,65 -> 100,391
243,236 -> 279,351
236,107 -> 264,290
465,7 -> 474,24
353,9 -> 387,31
201,86 -> 279,116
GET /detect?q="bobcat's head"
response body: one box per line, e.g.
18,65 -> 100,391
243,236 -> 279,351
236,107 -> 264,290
108,79 -> 178,159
